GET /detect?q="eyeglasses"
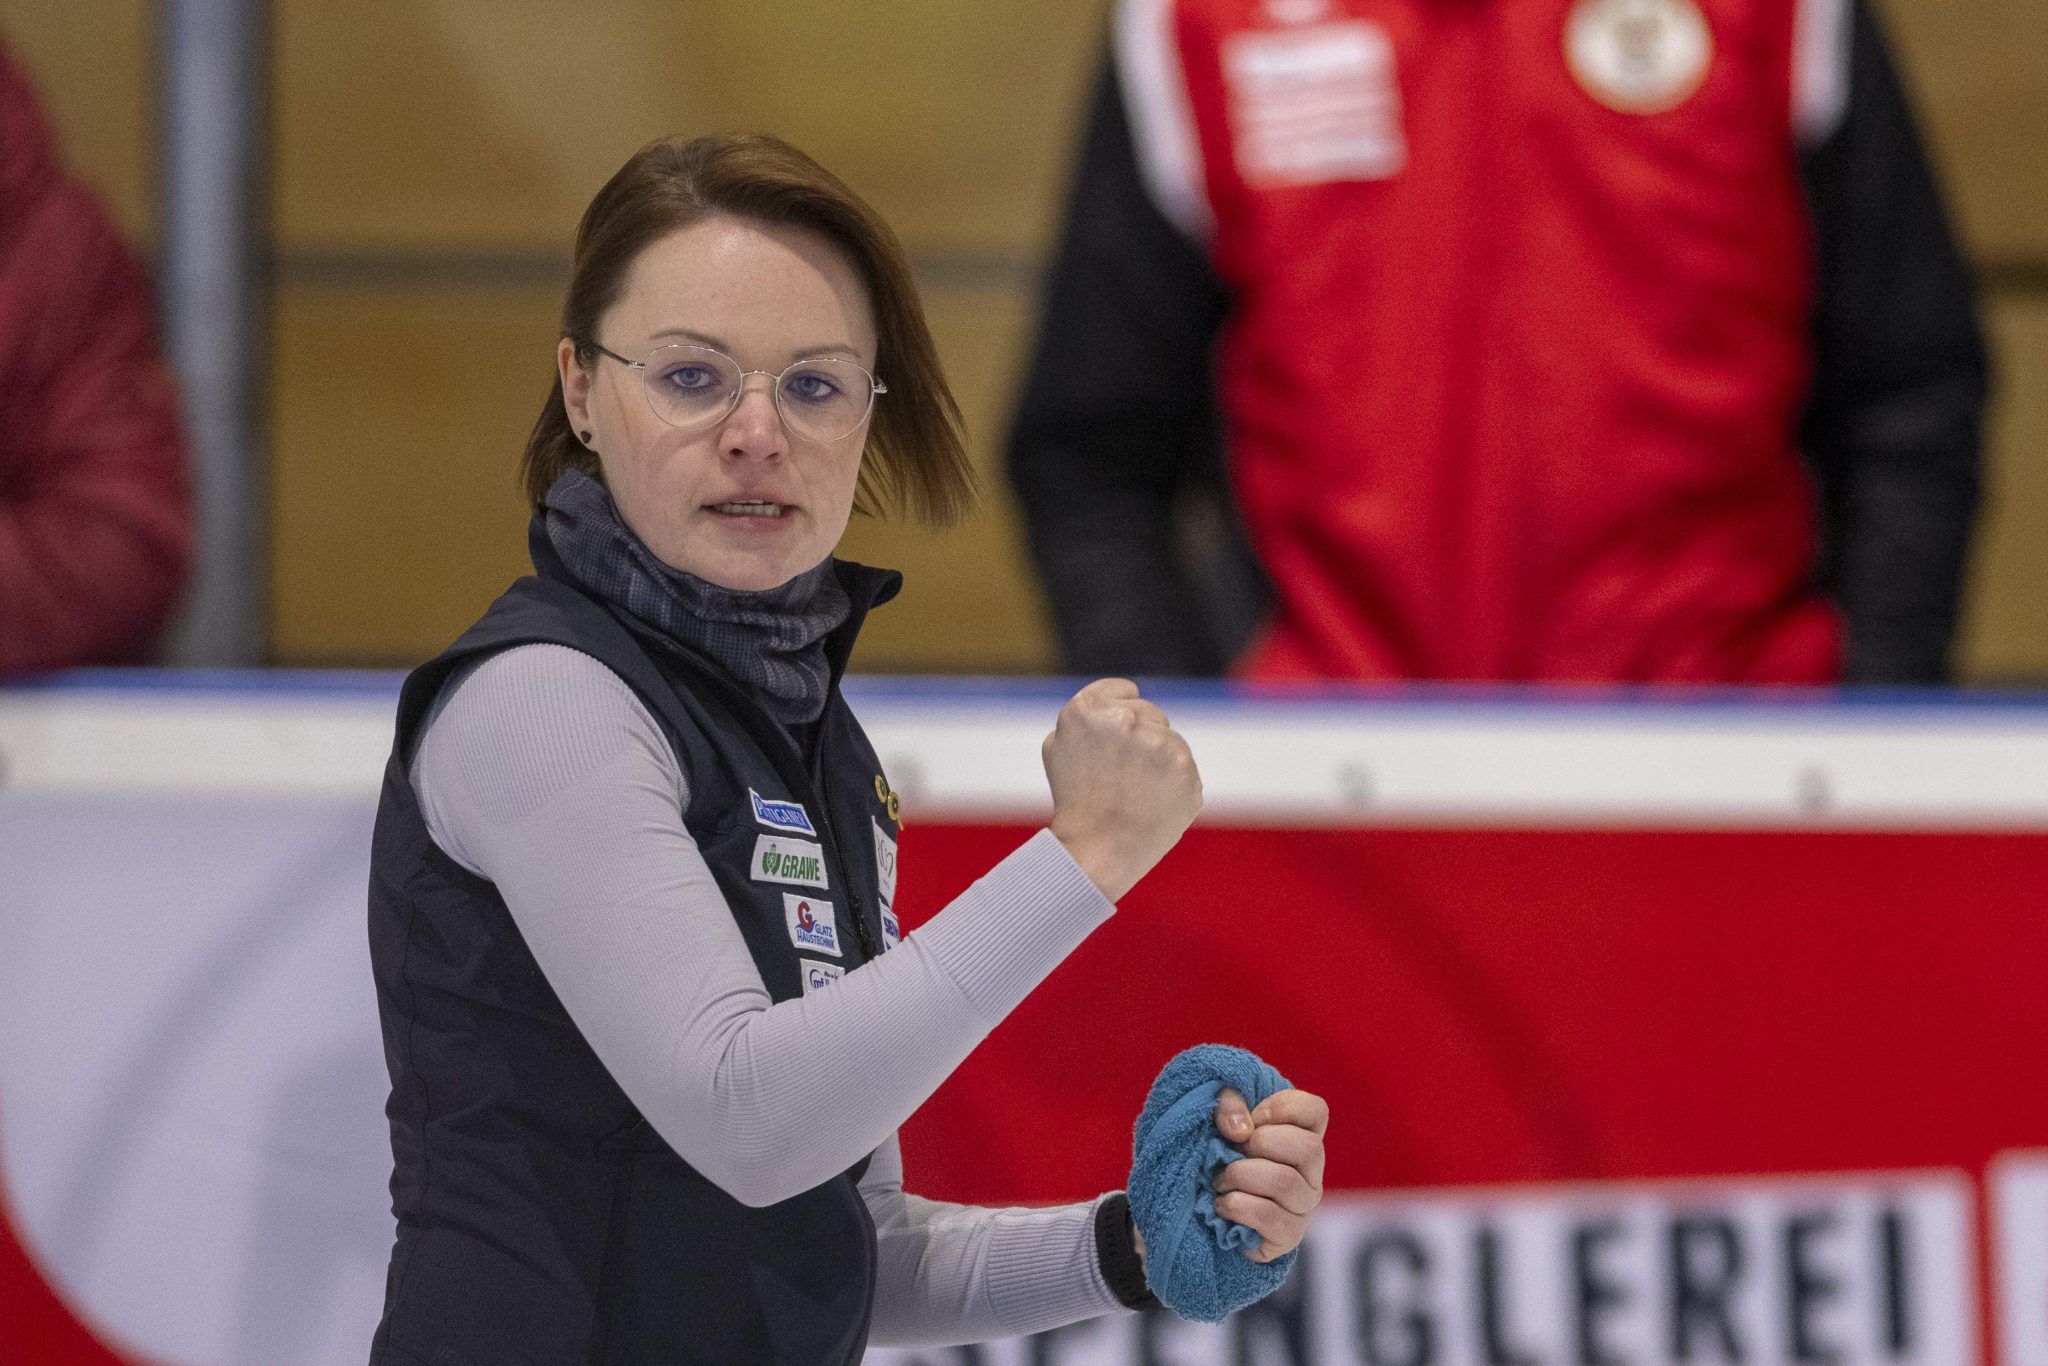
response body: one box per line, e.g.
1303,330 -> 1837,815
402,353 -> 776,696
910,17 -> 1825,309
592,342 -> 886,444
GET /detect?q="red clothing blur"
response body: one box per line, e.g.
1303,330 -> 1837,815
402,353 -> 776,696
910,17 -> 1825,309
1164,0 -> 1841,682
0,44 -> 189,676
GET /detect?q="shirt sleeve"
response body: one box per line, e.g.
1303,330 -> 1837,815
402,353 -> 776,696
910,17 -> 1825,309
859,1135 -> 1128,1347
1798,0 -> 1988,684
411,643 -> 1119,1210
1005,52 -> 1246,677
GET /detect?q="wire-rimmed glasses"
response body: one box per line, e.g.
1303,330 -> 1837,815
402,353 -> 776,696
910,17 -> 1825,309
592,342 -> 886,444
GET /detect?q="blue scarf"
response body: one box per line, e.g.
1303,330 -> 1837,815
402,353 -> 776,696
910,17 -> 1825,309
542,469 -> 851,726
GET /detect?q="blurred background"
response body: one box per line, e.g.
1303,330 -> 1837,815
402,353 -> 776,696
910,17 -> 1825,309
4,0 -> 2044,679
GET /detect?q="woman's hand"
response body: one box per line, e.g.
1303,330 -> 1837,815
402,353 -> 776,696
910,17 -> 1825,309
1043,678 -> 1202,901
1213,1087 -> 1329,1263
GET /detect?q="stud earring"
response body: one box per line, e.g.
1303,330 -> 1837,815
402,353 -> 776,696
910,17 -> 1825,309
580,431 -> 593,443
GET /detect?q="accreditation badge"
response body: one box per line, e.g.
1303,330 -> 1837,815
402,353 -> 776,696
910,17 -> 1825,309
1565,0 -> 1714,115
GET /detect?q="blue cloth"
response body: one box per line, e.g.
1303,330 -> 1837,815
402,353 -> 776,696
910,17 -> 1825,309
1128,1044 -> 1297,1322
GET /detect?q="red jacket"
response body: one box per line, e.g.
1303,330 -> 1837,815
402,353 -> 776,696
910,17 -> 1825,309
1011,0 -> 1983,685
0,44 -> 189,676
1160,0 -> 1838,681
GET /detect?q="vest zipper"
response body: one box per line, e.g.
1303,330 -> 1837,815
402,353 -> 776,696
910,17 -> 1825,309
808,735 -> 880,963
638,631 -> 883,965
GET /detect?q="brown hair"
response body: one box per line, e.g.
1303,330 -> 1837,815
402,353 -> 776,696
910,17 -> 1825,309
521,133 -> 974,524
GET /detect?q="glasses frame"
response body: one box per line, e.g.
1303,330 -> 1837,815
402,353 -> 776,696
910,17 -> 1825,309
591,341 -> 887,444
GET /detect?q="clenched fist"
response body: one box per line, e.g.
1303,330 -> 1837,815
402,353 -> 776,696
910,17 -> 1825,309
1042,678 -> 1203,901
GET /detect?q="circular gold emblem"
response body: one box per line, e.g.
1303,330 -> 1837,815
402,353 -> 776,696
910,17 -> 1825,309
1565,0 -> 1713,115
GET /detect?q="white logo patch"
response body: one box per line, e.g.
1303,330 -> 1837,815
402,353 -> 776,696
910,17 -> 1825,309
752,834 -> 829,890
881,910 -> 902,950
1223,22 -> 1405,187
873,819 -> 899,911
749,788 -> 817,836
783,893 -> 840,955
1566,0 -> 1713,115
799,959 -> 844,996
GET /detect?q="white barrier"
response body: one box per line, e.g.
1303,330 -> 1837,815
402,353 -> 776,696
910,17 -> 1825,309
3,674 -> 2044,1364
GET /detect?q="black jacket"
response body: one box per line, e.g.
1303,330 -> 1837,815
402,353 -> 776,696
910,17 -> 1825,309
368,524 -> 902,1365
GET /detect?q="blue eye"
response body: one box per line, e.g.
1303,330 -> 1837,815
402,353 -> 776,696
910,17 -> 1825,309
660,364 -> 721,393
784,370 -> 845,406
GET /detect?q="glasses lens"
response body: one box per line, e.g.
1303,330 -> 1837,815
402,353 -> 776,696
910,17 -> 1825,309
643,346 -> 741,430
776,359 -> 876,442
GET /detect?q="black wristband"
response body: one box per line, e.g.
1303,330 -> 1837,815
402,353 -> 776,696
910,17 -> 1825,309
1094,1193 -> 1164,1311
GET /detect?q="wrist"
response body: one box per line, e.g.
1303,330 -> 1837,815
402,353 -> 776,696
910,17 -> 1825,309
1050,827 -> 1134,902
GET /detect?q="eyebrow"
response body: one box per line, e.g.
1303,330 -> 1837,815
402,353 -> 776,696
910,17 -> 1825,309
646,327 -> 866,365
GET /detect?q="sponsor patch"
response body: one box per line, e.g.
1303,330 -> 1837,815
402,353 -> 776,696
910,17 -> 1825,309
799,959 -> 844,996
783,893 -> 840,955
752,834 -> 829,890
881,910 -> 902,950
873,819 -> 899,911
1223,21 -> 1405,187
749,788 -> 817,837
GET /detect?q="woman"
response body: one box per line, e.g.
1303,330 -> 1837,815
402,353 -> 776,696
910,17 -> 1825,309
367,133 -> 1328,1365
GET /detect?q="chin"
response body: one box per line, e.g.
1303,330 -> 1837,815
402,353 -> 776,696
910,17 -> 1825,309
692,553 -> 814,594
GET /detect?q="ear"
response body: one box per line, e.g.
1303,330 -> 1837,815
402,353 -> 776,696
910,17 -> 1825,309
559,338 -> 596,447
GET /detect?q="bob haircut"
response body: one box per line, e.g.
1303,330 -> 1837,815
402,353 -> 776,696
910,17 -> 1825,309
522,133 -> 975,525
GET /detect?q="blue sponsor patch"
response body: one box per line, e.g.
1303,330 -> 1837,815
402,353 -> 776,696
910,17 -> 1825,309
750,788 -> 817,836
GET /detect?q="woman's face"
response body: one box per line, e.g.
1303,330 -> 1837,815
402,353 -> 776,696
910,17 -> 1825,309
561,214 -> 878,592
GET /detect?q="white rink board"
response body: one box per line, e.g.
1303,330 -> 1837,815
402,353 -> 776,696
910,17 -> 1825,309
4,675 -> 2048,829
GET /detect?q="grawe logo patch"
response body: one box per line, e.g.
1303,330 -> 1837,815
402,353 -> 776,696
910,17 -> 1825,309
752,834 -> 829,890
784,893 -> 840,955
749,789 -> 817,837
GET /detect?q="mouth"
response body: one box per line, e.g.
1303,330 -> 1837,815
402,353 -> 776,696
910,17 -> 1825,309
706,500 -> 790,520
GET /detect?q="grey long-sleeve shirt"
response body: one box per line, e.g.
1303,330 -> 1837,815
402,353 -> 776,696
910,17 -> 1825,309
411,642 -> 1128,1346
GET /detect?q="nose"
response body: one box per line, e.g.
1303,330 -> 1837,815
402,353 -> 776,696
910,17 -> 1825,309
719,373 -> 787,461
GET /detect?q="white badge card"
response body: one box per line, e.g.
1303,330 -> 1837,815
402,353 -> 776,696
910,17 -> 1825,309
752,834 -> 829,890
873,819 -> 898,911
783,893 -> 840,956
1223,21 -> 1406,187
799,959 -> 844,996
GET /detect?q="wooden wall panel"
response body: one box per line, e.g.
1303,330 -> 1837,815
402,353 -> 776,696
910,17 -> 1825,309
1878,0 -> 2048,265
271,0 -> 1105,255
649,2 -> 1106,255
268,287 -> 554,663
0,3 -> 153,240
274,1 -> 692,251
1957,298 -> 2048,684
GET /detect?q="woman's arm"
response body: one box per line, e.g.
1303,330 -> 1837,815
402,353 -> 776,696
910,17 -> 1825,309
412,643 -> 1117,1208
859,1136 -> 1129,1347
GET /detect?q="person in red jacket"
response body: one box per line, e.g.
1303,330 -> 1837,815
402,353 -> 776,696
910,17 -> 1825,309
1009,0 -> 1986,685
0,42 -> 190,677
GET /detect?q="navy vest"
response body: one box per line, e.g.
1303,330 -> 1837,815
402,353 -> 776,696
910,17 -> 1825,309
368,525 -> 904,1366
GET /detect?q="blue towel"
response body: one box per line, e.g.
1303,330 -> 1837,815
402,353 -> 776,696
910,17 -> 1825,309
1128,1043 -> 1297,1322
